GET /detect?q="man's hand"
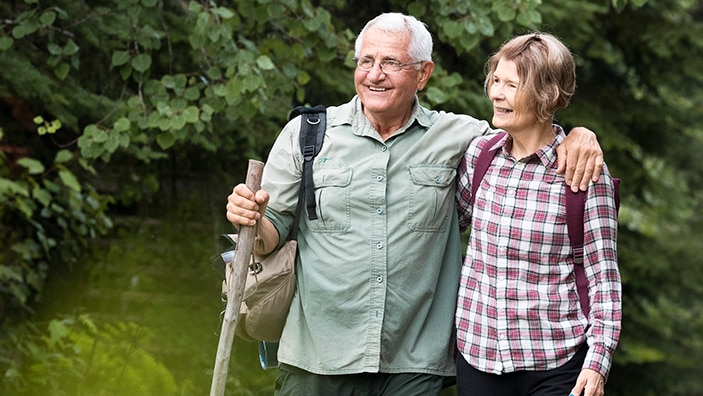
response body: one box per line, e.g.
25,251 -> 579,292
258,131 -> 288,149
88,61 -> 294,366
226,183 -> 270,227
557,127 -> 603,192
569,368 -> 605,396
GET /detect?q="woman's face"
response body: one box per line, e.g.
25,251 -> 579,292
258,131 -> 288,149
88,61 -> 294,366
488,58 -> 537,132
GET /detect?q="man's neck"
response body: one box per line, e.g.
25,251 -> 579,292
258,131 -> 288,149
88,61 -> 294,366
363,106 -> 413,141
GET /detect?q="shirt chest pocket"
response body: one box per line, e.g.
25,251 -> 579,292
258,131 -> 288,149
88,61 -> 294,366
309,167 -> 353,232
531,173 -> 568,226
407,165 -> 456,232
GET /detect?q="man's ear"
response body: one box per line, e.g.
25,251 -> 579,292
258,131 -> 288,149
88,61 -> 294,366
416,61 -> 435,91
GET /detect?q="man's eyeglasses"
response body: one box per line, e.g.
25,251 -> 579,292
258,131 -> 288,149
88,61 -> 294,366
353,57 -> 424,74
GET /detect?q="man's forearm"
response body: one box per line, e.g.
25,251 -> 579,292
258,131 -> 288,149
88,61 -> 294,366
253,217 -> 280,256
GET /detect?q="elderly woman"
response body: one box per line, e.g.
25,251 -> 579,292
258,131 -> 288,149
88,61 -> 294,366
454,33 -> 621,396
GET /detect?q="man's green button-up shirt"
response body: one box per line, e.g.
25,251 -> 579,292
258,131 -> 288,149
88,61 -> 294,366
263,96 -> 491,376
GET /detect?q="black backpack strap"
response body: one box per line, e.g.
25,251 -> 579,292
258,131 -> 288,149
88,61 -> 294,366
289,105 -> 326,221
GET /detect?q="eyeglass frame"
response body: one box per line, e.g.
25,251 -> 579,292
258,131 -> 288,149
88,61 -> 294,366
353,57 -> 424,74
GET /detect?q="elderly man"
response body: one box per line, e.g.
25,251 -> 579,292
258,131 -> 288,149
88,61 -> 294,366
226,13 -> 603,396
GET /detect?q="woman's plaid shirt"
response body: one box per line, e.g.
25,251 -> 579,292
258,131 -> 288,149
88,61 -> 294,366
454,128 -> 621,379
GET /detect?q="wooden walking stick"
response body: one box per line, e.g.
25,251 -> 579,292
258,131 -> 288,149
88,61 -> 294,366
210,159 -> 265,396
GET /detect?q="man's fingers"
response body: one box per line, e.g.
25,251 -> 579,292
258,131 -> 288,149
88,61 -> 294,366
592,154 -> 604,183
226,184 -> 262,226
225,210 -> 257,227
575,152 -> 604,191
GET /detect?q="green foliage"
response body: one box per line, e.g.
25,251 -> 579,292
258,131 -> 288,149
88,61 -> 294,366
0,145 -> 112,316
0,314 -> 184,396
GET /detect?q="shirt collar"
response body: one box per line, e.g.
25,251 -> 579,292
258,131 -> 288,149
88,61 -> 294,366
332,95 -> 431,137
498,124 -> 566,168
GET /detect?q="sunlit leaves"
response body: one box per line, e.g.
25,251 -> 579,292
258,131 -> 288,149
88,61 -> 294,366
54,150 -> 73,164
114,117 -> 130,132
256,55 -> 275,71
48,319 -> 69,345
17,158 -> 45,175
33,116 -> 62,135
0,178 -> 29,197
57,169 -> 80,192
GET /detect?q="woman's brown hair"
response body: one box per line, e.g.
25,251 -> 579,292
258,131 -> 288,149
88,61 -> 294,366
484,32 -> 576,124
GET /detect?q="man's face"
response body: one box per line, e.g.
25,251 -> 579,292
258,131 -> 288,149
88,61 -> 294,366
354,28 -> 432,122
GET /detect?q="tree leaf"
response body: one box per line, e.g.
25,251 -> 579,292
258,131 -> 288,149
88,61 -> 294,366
111,50 -> 130,67
58,169 -> 81,192
48,319 -> 69,345
156,131 -> 176,149
17,158 -> 45,174
131,54 -> 152,73
54,63 -> 70,80
256,55 -> 275,71
0,37 -> 13,50
114,117 -> 130,132
54,149 -> 73,164
33,186 -> 52,206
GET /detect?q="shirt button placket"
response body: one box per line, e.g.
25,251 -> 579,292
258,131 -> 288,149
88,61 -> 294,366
367,142 -> 389,364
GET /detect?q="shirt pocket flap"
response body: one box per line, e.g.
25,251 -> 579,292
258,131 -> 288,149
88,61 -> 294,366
313,167 -> 353,187
409,166 -> 456,187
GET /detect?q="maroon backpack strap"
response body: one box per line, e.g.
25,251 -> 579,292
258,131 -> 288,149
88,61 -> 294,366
566,189 -> 589,318
567,177 -> 621,319
471,133 -> 506,200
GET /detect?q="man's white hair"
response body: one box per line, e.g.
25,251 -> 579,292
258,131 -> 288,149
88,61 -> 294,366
355,13 -> 433,63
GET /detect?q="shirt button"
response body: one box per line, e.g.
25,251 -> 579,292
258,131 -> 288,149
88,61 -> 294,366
376,276 -> 383,283
376,208 -> 383,214
381,146 -> 388,152
376,242 -> 383,249
434,176 -> 441,184
376,175 -> 383,181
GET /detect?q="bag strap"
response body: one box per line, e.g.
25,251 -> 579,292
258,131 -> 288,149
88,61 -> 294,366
288,105 -> 326,230
471,132 -> 505,200
566,189 -> 589,316
567,178 -> 620,319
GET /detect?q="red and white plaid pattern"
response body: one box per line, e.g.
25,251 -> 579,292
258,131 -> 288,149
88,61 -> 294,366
455,127 -> 621,378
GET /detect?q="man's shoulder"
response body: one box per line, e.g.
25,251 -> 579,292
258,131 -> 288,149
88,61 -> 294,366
322,98 -> 355,127
426,110 -> 493,136
436,110 -> 485,124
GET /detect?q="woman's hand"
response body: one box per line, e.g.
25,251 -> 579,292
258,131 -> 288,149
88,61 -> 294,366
569,368 -> 605,396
